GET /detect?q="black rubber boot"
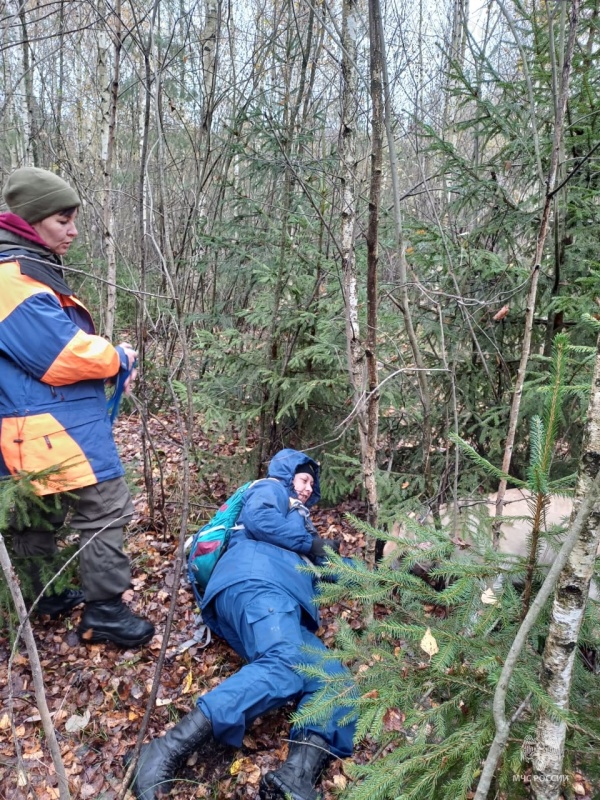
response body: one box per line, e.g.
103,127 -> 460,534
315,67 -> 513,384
36,588 -> 85,619
260,733 -> 332,800
127,707 -> 213,799
78,595 -> 154,647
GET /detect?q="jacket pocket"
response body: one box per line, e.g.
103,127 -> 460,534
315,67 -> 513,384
1,413 -> 97,494
243,592 -> 301,659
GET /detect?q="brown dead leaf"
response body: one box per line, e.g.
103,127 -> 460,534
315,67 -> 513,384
383,708 -> 405,732
493,304 -> 510,321
450,536 -> 470,548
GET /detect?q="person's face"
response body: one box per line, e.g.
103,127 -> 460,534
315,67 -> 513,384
31,209 -> 78,256
293,471 -> 314,505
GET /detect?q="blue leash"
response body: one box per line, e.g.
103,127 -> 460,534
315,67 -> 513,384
107,360 -> 136,424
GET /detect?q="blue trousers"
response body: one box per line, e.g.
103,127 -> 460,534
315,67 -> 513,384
198,583 -> 356,758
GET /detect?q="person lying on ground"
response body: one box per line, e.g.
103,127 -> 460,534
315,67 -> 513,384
129,447 -> 356,800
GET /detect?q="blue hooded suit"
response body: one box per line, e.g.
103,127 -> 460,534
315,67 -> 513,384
199,449 -> 356,758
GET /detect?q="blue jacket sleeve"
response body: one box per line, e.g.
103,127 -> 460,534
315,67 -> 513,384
239,480 -> 314,554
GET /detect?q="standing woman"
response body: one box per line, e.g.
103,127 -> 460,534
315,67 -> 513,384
0,166 -> 154,648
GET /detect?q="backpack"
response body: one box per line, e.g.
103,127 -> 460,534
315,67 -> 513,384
187,480 -> 254,603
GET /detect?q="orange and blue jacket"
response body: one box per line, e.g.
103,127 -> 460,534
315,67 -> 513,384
0,246 -> 128,495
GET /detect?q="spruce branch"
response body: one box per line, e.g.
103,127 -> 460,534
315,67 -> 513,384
448,432 -> 525,487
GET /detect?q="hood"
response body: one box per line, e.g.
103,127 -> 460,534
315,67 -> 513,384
267,448 -> 321,508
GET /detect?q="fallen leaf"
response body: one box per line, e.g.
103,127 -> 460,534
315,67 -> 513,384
420,627 -> 439,658
181,669 -> 194,694
383,708 -> 405,732
65,710 -> 91,733
230,757 -> 245,776
493,304 -> 509,321
0,713 -> 10,730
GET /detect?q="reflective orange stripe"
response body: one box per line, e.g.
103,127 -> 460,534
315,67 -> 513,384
42,329 -> 120,385
0,414 -> 96,495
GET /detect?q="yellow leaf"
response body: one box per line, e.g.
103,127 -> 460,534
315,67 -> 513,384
182,669 -> 194,694
481,588 -> 499,606
0,713 -> 10,730
230,758 -> 243,776
420,627 -> 439,658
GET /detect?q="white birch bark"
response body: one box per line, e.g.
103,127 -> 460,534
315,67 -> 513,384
17,1 -> 35,165
364,0 -> 384,544
196,0 -> 219,223
98,0 -> 122,339
531,333 -> 600,799
339,0 -> 367,448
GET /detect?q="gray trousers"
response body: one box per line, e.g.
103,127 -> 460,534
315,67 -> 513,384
9,476 -> 134,602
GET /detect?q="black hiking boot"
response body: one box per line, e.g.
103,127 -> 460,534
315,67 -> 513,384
78,595 -> 154,647
126,707 -> 213,799
260,732 -> 332,800
36,588 -> 85,619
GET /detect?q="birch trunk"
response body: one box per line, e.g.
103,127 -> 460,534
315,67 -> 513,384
18,1 -> 36,165
339,0 -> 367,450
531,332 -> 600,798
100,0 -> 122,340
364,0 -> 383,547
441,0 -> 468,209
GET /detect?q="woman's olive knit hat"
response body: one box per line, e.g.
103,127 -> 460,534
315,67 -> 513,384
2,167 -> 80,224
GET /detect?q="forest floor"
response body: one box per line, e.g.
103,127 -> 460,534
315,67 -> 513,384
0,411 -> 375,800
